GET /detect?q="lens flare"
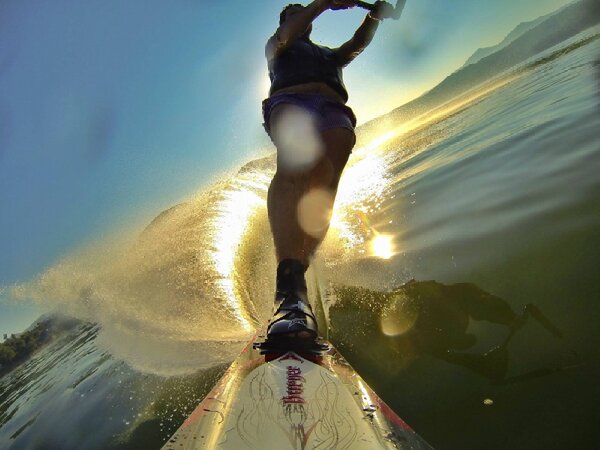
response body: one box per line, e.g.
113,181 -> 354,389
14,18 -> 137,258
380,293 -> 418,337
298,188 -> 335,238
270,105 -> 323,171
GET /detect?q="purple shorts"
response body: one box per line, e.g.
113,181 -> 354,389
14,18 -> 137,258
262,92 -> 357,137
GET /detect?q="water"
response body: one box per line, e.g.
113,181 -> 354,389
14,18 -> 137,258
326,29 -> 600,449
1,28 -> 599,449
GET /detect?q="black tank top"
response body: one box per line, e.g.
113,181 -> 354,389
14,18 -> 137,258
268,37 -> 349,102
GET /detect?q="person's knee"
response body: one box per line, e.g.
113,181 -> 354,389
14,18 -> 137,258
308,157 -> 336,189
310,143 -> 352,189
272,169 -> 309,194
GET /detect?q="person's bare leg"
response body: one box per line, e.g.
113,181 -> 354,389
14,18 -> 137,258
301,127 -> 354,266
267,160 -> 314,339
267,170 -> 308,264
267,103 -> 325,266
268,127 -> 354,267
266,106 -> 354,341
266,103 -> 314,337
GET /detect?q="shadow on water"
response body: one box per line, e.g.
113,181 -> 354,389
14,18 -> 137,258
329,280 -> 568,383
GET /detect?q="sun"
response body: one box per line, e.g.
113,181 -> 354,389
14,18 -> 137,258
369,233 -> 394,259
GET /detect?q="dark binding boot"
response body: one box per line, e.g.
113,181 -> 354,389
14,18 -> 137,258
255,259 -> 326,355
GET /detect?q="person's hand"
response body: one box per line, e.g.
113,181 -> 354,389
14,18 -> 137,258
325,0 -> 356,11
369,0 -> 395,20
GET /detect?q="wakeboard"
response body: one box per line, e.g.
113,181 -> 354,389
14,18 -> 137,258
162,335 -> 431,449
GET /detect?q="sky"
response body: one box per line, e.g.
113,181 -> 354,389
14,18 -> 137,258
0,0 -> 572,336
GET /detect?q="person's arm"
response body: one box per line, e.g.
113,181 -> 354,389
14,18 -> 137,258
265,0 -> 328,62
335,0 -> 395,67
265,0 -> 355,61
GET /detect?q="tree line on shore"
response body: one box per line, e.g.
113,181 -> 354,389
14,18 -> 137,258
0,323 -> 48,372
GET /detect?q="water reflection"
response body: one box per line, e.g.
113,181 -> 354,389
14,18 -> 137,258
329,280 -> 564,382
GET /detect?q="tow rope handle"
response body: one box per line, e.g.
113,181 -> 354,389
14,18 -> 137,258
354,0 -> 406,20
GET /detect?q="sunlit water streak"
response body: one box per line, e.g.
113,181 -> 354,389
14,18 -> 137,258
208,174 -> 272,332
